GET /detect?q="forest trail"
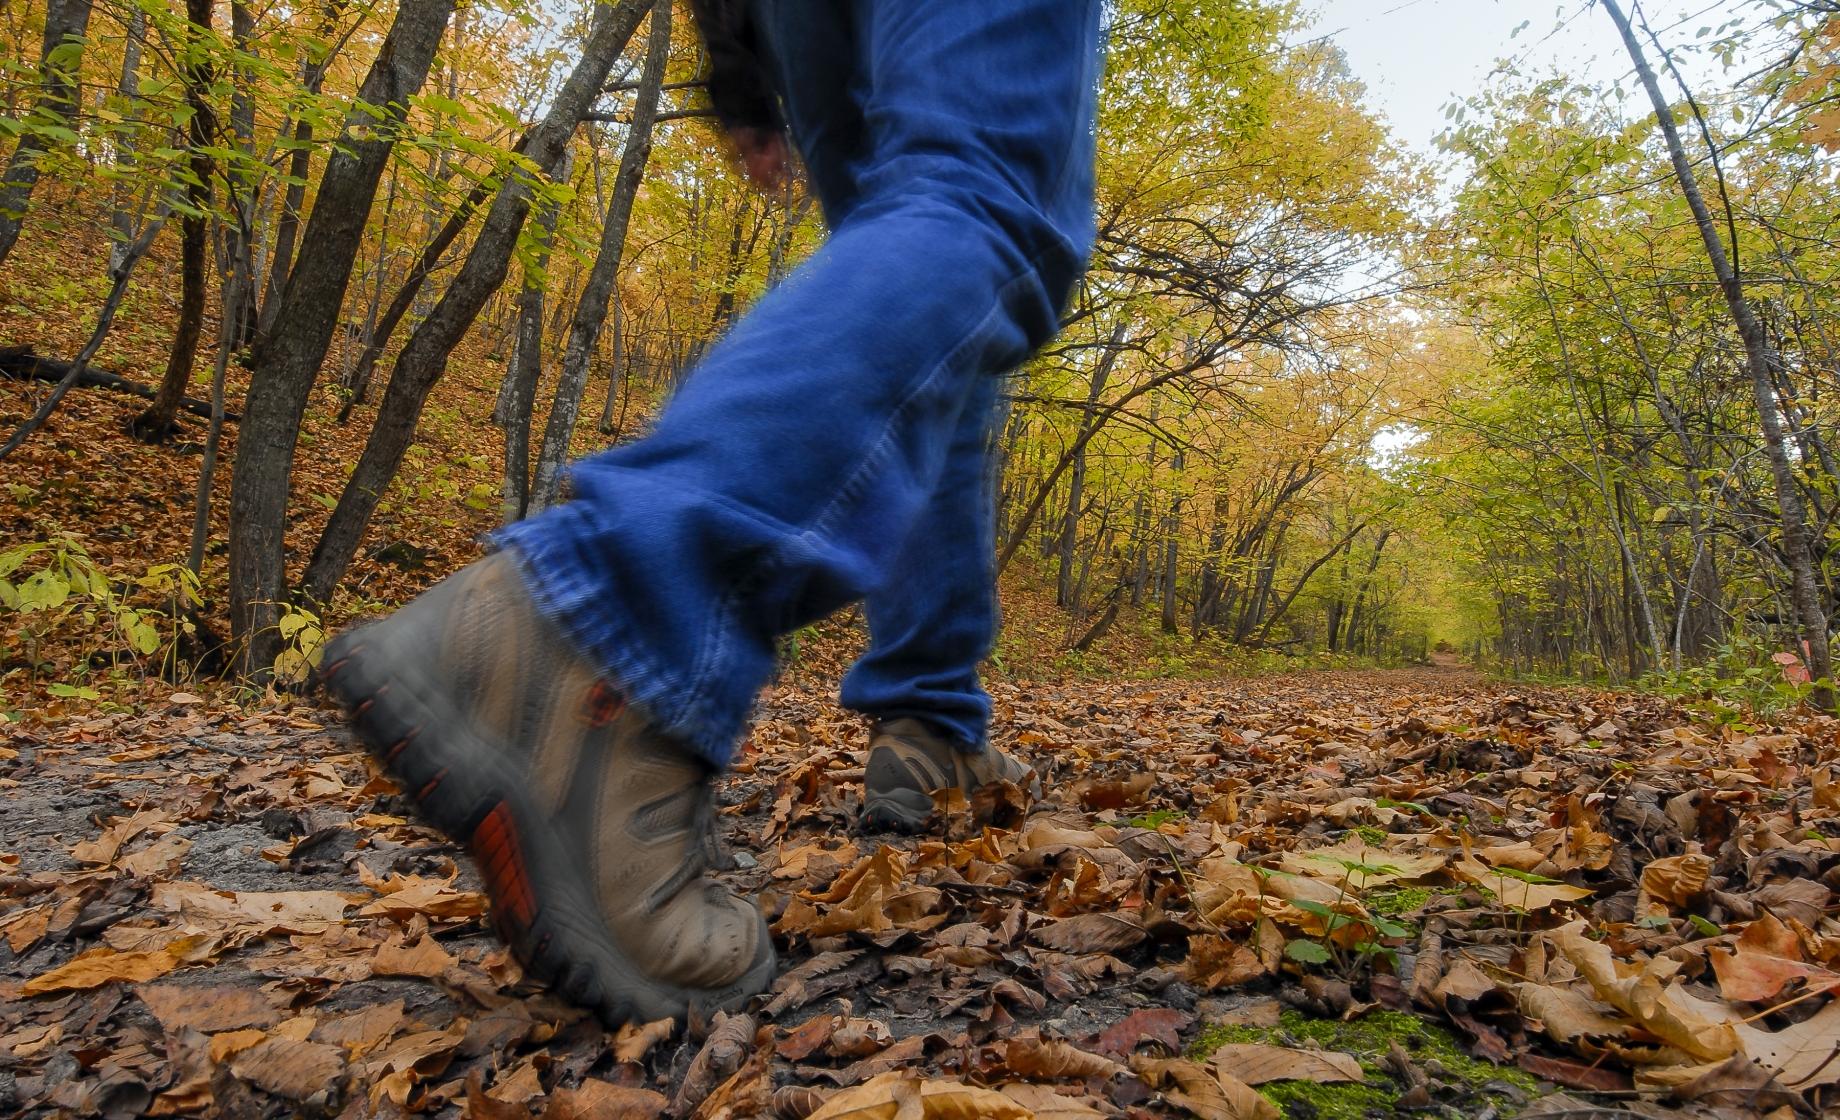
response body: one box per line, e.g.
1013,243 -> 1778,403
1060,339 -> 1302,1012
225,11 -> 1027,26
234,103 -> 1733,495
4,670 -> 1837,1118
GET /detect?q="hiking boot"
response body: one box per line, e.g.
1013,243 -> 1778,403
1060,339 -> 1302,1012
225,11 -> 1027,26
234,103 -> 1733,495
318,553 -> 775,1025
860,716 -> 1040,832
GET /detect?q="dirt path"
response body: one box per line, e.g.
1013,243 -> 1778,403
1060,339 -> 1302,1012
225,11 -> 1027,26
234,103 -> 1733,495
2,672 -> 1836,1118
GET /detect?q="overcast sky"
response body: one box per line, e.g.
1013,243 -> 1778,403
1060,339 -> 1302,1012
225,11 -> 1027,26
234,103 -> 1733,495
1305,0 -> 1749,159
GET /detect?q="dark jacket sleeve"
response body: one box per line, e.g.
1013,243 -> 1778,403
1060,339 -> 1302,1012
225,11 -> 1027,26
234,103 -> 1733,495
685,0 -> 785,135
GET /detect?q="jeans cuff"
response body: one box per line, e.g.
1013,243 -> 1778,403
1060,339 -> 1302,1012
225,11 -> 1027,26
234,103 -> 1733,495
490,526 -> 740,769
871,709 -> 989,753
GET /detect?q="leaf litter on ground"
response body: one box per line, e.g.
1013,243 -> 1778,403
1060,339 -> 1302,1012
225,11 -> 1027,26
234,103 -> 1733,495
3,665 -> 1840,1118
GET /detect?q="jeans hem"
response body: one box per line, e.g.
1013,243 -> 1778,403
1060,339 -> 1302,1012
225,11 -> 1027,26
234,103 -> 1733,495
860,708 -> 989,752
489,530 -> 739,768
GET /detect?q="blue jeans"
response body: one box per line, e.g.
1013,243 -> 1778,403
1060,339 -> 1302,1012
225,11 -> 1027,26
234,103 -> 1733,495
497,0 -> 1101,767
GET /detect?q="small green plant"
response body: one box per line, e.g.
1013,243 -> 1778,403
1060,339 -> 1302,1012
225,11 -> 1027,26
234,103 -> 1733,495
271,604 -> 326,685
0,533 -> 202,685
1374,796 -> 1434,818
1124,808 -> 1186,830
1637,633 -> 1835,715
1261,858 -> 1414,974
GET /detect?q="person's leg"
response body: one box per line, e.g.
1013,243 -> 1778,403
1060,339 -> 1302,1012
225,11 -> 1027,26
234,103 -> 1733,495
327,0 -> 1101,1027
839,369 -> 1000,751
496,0 -> 1102,767
842,367 -> 1043,830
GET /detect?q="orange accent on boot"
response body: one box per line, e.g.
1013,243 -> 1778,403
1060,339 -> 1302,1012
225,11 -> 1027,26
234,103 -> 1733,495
416,769 -> 447,801
386,727 -> 420,762
580,680 -> 626,728
473,801 -> 538,931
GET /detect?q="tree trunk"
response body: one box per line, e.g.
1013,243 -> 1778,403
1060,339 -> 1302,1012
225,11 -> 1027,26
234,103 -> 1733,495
1605,0 -> 1835,709
190,1 -> 260,572
105,5 -> 146,275
1159,450 -> 1183,634
134,0 -> 216,442
1129,492 -> 1148,608
0,0 -> 94,269
596,295 -> 626,433
228,0 -> 455,675
1072,567 -> 1130,652
1057,327 -> 1122,608
529,0 -> 671,513
499,161 -> 568,523
1343,528 -> 1391,655
191,245 -> 253,576
337,132 -> 535,417
301,0 -> 652,605
257,0 -> 349,339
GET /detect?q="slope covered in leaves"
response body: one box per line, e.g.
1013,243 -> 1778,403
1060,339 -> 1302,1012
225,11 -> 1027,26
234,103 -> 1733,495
3,667 -> 1839,1119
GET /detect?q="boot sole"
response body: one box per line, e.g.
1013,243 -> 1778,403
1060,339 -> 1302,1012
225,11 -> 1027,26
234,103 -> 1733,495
319,626 -> 775,1026
860,789 -> 935,834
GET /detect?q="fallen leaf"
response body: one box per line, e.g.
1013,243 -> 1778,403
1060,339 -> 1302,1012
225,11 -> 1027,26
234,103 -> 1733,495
996,1083 -> 1106,1120
1640,853 -> 1712,908
671,1012 -> 757,1117
1131,1055 -> 1279,1120
487,1056 -> 545,1104
1550,921 -> 1737,1062
793,847 -> 943,936
314,1000 -> 406,1054
152,881 -> 355,931
1278,840 -> 1445,888
371,933 -> 456,978
614,1017 -> 676,1064
70,808 -> 170,866
1453,859 -> 1594,911
1,906 -> 51,954
1513,982 -> 1631,1044
117,832 -> 192,878
1515,1052 -> 1632,1093
1735,997 -> 1840,1089
356,872 -> 488,920
1030,912 -> 1147,954
1089,1008 -> 1193,1057
23,938 -> 201,994
210,1028 -> 269,1063
1711,911 -> 1840,1003
805,1072 -> 1030,1120
1004,1037 -> 1127,1081
136,982 -> 281,1033
1210,1043 -> 1364,1086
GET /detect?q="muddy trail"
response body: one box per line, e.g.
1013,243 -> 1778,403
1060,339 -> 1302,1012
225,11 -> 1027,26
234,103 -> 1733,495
4,667 -> 1839,1120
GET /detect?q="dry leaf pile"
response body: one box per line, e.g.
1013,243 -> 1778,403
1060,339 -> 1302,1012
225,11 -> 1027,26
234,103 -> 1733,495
4,667 -> 1840,1119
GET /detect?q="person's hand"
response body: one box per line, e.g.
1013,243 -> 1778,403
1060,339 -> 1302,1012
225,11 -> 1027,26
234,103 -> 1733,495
731,125 -> 790,190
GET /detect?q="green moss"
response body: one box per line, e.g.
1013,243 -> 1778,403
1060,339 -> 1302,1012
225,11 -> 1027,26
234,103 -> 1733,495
1191,1010 -> 1537,1119
1259,1079 -> 1406,1120
1345,826 -> 1390,845
1189,1021 -> 1278,1055
1364,886 -> 1430,917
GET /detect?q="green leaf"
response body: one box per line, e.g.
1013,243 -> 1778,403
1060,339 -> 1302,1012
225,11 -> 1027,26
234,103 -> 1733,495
19,570 -> 70,611
1285,938 -> 1333,965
